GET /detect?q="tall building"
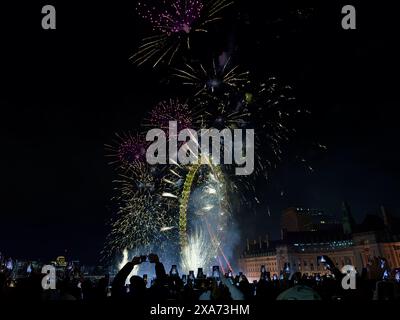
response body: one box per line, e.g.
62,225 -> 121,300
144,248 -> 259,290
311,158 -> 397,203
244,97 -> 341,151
281,207 -> 337,232
240,204 -> 400,282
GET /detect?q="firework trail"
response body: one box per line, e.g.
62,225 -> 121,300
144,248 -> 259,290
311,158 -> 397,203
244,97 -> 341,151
131,0 -> 233,67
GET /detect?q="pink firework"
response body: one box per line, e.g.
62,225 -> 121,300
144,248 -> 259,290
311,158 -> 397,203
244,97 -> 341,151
148,99 -> 194,134
132,0 -> 233,67
137,0 -> 204,34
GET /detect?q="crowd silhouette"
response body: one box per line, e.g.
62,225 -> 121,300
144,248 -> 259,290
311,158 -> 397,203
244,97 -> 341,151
1,252 -> 399,301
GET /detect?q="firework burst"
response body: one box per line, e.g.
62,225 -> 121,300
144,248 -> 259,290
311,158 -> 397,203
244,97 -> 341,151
131,0 -> 234,67
104,162 -> 177,257
105,133 -> 148,168
136,0 -> 204,34
145,98 -> 200,135
105,194 -> 172,254
104,0 -> 323,271
244,76 -> 301,176
173,56 -> 250,96
195,91 -> 250,130
168,73 -> 304,209
115,162 -> 160,199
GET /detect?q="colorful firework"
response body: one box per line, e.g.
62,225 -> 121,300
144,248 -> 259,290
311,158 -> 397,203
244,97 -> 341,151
131,0 -> 234,67
191,74 -> 302,180
145,99 -> 198,134
165,73 -> 304,211
104,74 -> 306,259
136,0 -> 204,34
103,0 -> 323,273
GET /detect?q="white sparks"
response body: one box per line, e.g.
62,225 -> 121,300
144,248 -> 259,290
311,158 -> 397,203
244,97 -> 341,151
202,204 -> 214,211
160,226 -> 175,232
162,192 -> 178,198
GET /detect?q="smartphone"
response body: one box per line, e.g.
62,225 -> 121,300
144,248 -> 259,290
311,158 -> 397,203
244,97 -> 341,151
228,270 -> 233,278
188,270 -> 195,280
395,269 -> 400,283
143,274 -> 148,282
212,266 -> 220,279
260,265 -> 266,273
197,268 -> 204,279
273,274 -> 278,281
170,265 -> 178,276
284,263 -> 290,273
181,274 -> 187,283
383,270 -> 389,280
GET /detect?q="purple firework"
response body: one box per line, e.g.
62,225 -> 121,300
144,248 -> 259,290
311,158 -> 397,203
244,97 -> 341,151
132,0 -> 233,67
106,133 -> 148,166
137,0 -> 204,34
148,99 -> 194,134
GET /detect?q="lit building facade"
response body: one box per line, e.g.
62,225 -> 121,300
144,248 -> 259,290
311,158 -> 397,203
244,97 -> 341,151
239,204 -> 400,282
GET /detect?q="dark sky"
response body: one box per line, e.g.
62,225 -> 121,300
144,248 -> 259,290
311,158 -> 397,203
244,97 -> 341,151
0,1 -> 399,264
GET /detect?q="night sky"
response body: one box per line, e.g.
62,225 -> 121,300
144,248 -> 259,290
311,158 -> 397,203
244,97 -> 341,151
0,1 -> 399,264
